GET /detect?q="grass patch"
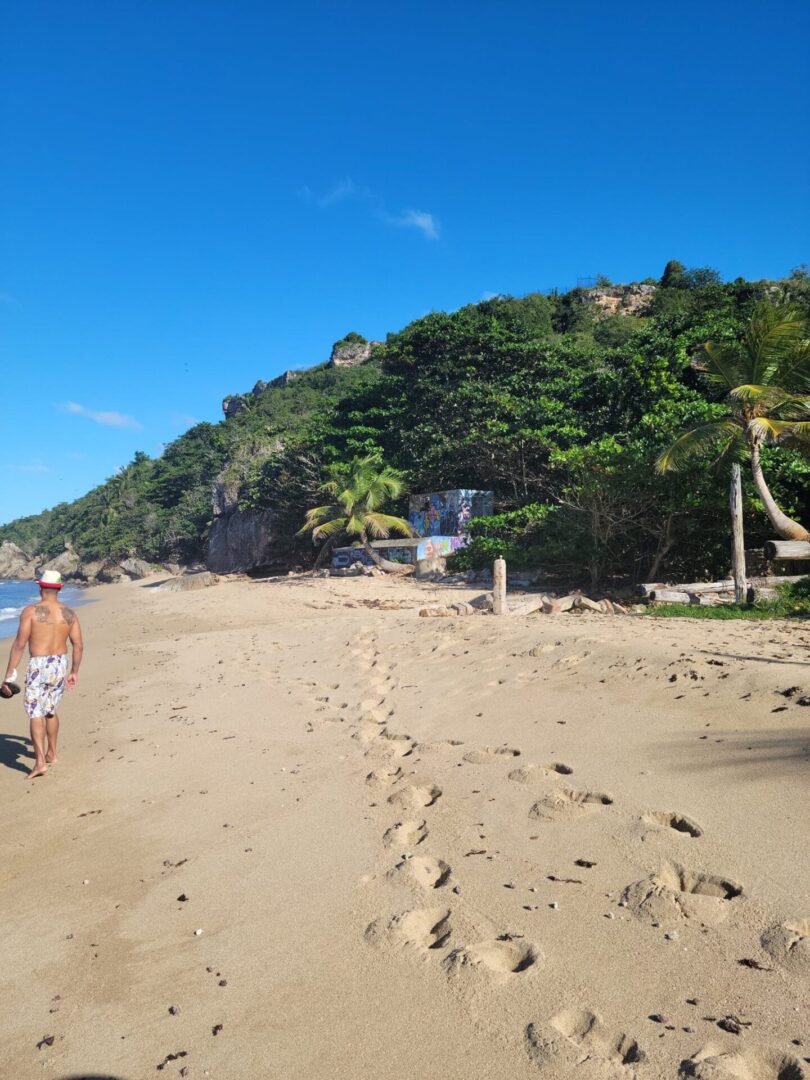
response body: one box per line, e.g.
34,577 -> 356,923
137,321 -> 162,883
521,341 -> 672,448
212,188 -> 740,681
644,577 -> 810,620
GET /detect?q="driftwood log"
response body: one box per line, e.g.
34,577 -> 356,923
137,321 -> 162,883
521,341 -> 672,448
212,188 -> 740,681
763,540 -> 810,561
649,590 -> 721,605
638,574 -> 807,598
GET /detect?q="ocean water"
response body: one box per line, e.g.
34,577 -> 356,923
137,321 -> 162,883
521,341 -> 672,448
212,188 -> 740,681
0,580 -> 88,640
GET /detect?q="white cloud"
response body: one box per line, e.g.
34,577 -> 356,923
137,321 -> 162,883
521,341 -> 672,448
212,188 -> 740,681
317,178 -> 369,208
386,209 -> 439,240
64,401 -> 142,430
5,463 -> 52,474
305,178 -> 439,240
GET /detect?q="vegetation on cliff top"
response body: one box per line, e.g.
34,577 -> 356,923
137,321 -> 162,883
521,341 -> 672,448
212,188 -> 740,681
2,265 -> 809,585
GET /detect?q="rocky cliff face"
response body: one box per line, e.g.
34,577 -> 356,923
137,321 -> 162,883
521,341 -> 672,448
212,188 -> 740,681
0,541 -> 38,580
329,340 -> 379,367
205,509 -> 276,573
586,283 -> 656,317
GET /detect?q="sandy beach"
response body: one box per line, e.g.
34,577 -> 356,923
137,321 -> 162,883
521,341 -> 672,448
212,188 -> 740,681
0,573 -> 808,1079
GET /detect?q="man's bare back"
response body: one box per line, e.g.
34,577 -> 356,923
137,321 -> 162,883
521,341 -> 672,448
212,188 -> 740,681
26,601 -> 77,656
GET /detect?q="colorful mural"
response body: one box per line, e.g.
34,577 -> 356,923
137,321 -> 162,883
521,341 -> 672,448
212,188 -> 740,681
408,489 -> 494,538
332,489 -> 493,569
332,535 -> 467,568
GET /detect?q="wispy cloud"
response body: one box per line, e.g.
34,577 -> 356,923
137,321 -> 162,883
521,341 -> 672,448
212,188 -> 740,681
385,208 -> 439,240
304,177 -> 440,240
5,463 -> 52,474
64,401 -> 142,430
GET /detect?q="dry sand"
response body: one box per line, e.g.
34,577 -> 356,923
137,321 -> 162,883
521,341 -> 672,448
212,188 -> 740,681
0,573 -> 808,1080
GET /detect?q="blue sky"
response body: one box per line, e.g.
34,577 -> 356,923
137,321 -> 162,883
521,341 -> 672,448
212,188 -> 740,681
2,0 -> 808,523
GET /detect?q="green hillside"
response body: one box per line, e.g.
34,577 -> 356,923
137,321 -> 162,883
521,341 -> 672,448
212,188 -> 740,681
3,265 -> 810,584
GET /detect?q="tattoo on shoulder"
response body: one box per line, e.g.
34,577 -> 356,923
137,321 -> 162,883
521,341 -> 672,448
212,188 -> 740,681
61,607 -> 76,626
34,605 -> 50,623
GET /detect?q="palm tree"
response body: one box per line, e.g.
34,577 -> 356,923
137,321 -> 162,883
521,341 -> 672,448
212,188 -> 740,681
657,302 -> 810,540
299,456 -> 415,571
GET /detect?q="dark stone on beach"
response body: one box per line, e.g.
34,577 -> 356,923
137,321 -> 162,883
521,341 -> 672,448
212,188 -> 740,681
168,1005 -> 180,1015
36,1035 -> 55,1049
212,1023 -> 223,1036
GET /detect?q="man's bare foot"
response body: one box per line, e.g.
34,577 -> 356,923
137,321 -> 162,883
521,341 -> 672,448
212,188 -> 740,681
45,753 -> 58,764
27,762 -> 47,780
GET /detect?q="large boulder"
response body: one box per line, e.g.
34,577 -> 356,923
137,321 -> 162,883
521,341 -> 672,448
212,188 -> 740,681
96,563 -> 129,583
206,509 -> 276,573
120,558 -> 153,580
39,545 -> 81,580
159,571 -> 218,592
76,559 -> 106,583
0,541 -> 39,580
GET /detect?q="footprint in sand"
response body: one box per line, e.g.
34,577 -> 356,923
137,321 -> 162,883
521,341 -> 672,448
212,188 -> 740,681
462,746 -> 521,764
642,810 -> 703,838
761,916 -> 810,974
509,762 -> 574,783
444,936 -> 538,976
391,854 -> 451,889
358,705 -> 391,725
388,783 -> 442,810
679,1043 -> 805,1079
529,788 -> 613,820
383,819 -> 428,848
365,907 -> 452,951
525,1008 -> 645,1072
365,729 -> 414,758
622,862 -> 743,927
365,765 -> 403,787
415,739 -> 465,753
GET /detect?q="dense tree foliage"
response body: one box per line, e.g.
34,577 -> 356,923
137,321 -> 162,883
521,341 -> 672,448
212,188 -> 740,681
3,268 -> 809,585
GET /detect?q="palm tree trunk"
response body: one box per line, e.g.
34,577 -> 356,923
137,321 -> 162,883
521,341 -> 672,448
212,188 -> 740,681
749,439 -> 810,541
360,529 -> 413,574
312,536 -> 335,571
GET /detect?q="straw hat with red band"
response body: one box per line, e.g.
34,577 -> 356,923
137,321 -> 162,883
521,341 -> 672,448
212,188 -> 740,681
37,570 -> 63,590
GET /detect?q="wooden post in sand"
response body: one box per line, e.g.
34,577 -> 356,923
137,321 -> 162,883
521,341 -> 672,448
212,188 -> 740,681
729,463 -> 747,604
493,558 -> 508,615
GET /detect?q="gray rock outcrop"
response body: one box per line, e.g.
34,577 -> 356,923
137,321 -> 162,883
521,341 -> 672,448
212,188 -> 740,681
40,544 -> 82,580
586,283 -> 656,317
222,394 -> 248,419
120,558 -> 153,579
206,509 -> 276,573
329,339 -> 379,367
0,541 -> 38,580
159,571 -> 218,592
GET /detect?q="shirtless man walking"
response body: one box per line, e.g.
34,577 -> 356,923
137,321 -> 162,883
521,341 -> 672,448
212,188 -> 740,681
1,570 -> 84,779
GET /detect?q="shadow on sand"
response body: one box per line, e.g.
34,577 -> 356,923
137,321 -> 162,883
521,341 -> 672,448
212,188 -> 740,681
58,1075 -> 132,1080
0,732 -> 34,774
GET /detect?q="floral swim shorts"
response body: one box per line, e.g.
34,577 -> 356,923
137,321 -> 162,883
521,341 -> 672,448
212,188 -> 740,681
25,655 -> 69,720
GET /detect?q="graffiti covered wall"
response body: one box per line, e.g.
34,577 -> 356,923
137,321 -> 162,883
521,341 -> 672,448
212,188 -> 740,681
408,490 -> 494,538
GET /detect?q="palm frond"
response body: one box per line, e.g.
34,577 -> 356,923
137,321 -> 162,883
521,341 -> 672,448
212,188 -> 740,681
311,517 -> 349,541
749,418 -> 810,444
656,420 -> 742,473
296,504 -> 345,536
362,512 -> 414,539
702,342 -> 748,391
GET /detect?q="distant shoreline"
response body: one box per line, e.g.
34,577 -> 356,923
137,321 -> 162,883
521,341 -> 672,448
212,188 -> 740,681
0,579 -> 93,641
